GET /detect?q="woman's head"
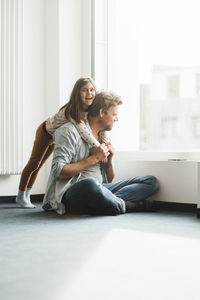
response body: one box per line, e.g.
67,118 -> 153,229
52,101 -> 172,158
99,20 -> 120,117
65,77 -> 96,123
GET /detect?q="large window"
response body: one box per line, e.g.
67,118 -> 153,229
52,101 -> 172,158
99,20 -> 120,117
167,76 -> 180,99
93,0 -> 200,153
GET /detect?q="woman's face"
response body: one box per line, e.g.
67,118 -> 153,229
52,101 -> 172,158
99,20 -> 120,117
80,82 -> 96,110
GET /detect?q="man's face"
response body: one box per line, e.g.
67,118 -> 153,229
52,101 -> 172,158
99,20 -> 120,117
101,105 -> 119,131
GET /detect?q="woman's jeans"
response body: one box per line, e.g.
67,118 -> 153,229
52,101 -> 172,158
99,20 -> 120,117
62,175 -> 159,215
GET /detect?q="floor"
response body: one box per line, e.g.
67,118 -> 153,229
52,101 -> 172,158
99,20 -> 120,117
1,201 -> 200,300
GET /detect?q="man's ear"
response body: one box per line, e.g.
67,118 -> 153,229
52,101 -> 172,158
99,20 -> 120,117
99,108 -> 105,118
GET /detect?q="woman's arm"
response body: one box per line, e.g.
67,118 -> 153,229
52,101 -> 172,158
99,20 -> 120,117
70,117 -> 100,147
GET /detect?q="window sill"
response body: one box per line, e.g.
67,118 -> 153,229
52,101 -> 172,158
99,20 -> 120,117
115,151 -> 200,162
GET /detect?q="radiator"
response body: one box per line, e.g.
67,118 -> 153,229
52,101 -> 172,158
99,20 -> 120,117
0,0 -> 23,174
114,152 -> 199,206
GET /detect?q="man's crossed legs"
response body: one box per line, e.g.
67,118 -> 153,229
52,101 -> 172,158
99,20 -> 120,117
62,175 -> 159,215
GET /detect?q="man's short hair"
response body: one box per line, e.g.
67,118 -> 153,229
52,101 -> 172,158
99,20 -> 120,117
88,90 -> 123,117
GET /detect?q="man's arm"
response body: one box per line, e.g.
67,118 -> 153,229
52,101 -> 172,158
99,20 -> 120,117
105,143 -> 115,183
58,144 -> 109,180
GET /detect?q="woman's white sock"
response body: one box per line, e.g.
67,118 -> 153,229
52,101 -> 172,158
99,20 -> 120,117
16,189 -> 35,208
25,188 -> 31,201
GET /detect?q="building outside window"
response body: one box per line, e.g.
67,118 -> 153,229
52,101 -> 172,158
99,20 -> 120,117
192,116 -> 200,138
167,75 -> 180,98
195,73 -> 200,96
161,117 -> 178,139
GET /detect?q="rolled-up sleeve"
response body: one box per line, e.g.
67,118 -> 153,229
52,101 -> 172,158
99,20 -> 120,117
51,125 -> 79,178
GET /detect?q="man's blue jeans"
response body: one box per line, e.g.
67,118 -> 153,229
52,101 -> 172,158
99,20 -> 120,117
62,175 -> 159,215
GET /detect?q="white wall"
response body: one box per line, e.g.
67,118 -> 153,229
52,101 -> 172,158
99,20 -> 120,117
0,0 -> 92,196
23,0 -> 47,195
0,0 -> 46,196
59,0 -> 92,106
45,0 -> 60,117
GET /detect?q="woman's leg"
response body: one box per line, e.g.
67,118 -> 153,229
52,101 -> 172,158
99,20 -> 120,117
27,143 -> 54,189
19,123 -> 53,191
16,124 -> 53,208
24,143 -> 54,205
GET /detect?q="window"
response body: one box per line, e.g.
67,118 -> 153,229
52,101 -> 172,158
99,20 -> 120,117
161,117 -> 177,139
167,76 -> 180,98
195,73 -> 200,96
93,0 -> 200,153
192,116 -> 200,138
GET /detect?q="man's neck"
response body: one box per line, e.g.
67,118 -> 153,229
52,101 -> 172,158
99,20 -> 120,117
87,116 -> 103,140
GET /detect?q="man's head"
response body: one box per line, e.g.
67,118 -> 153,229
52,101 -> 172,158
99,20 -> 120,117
87,90 -> 123,131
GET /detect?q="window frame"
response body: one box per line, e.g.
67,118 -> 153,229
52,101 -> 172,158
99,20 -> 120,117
91,0 -> 200,161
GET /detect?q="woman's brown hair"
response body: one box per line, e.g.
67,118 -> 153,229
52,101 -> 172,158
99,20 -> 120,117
60,77 -> 96,124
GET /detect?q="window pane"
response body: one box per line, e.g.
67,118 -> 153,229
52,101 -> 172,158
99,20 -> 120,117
167,76 -> 180,98
95,0 -> 140,150
94,0 -> 200,151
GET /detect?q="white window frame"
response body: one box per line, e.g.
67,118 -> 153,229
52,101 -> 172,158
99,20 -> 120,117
91,0 -> 200,161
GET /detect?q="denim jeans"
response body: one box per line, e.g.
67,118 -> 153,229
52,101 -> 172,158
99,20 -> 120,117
62,175 -> 159,215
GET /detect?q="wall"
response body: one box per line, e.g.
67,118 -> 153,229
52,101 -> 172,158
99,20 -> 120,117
0,0 -> 91,196
0,0 -> 46,196
59,0 -> 92,106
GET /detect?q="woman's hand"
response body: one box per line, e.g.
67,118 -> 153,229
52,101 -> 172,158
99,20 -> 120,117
90,143 -> 110,163
101,143 -> 114,163
106,142 -> 114,161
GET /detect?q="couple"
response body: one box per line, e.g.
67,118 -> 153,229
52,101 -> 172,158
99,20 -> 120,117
43,89 -> 159,215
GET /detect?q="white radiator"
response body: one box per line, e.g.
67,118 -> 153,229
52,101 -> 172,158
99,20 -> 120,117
114,152 -> 200,207
0,0 -> 23,174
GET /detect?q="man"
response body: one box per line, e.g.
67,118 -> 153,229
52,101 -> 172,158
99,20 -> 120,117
43,91 -> 159,215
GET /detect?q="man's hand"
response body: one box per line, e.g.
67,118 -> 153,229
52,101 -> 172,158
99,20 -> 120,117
90,143 -> 110,163
59,144 -> 110,180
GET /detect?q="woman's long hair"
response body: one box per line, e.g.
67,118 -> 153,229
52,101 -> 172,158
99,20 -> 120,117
60,77 -> 96,124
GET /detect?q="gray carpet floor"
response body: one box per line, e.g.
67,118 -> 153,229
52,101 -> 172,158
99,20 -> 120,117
1,201 -> 200,300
